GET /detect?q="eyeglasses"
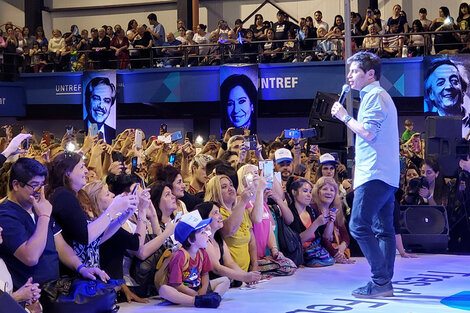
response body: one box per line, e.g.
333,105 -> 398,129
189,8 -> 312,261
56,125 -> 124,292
20,181 -> 44,195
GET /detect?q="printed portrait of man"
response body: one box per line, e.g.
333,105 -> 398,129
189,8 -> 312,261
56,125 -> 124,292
83,76 -> 116,143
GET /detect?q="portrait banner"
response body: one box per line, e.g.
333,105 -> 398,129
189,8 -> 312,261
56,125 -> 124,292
220,64 -> 258,136
423,56 -> 470,137
82,71 -> 117,143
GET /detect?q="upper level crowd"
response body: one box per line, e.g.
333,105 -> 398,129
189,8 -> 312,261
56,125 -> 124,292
0,118 -> 469,310
2,3 -> 470,73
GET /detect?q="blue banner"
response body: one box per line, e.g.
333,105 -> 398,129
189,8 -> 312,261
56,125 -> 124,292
0,82 -> 26,116
16,58 -> 425,106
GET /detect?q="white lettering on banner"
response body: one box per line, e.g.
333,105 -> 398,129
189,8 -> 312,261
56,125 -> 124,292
260,77 -> 299,89
0,98 -> 5,104
55,84 -> 82,95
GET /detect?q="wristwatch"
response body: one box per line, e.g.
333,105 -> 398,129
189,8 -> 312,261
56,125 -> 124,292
343,115 -> 352,124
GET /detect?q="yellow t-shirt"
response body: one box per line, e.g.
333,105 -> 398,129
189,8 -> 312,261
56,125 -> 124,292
220,207 -> 252,271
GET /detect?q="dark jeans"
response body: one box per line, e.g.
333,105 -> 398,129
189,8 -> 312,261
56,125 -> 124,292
349,179 -> 396,285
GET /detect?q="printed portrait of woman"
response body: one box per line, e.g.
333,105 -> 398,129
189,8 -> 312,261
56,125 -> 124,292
220,74 -> 257,133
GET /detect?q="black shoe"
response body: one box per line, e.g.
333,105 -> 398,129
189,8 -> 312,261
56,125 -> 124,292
194,292 -> 222,308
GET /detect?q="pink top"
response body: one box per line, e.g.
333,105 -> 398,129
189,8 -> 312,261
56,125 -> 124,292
249,202 -> 272,259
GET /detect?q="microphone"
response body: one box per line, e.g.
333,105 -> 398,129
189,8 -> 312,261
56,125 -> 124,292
332,84 -> 351,119
338,84 -> 351,105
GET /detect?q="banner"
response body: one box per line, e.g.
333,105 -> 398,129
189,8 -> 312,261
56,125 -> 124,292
0,82 -> 25,116
423,56 -> 470,137
82,71 -> 117,143
220,64 -> 258,135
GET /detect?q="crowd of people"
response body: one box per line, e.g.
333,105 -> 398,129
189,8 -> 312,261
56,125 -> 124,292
1,3 -> 470,73
0,114 -> 469,310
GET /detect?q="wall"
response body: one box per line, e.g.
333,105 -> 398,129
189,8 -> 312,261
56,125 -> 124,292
51,0 -> 172,9
0,0 -> 25,28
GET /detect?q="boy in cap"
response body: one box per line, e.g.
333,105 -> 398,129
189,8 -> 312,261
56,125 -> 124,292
158,211 -> 230,308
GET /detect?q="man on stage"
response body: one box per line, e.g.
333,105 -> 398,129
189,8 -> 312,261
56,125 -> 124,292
331,51 -> 399,298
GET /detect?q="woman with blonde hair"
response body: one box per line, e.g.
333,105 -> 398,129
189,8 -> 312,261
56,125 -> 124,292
312,177 -> 353,264
204,175 -> 257,272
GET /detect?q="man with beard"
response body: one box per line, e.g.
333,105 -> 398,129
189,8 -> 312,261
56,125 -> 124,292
424,58 -> 470,136
84,77 -> 116,143
274,148 -> 293,186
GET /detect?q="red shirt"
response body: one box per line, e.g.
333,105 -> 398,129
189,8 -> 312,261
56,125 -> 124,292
168,248 -> 212,288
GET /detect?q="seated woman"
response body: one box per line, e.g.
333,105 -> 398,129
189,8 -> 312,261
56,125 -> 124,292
196,202 -> 261,285
131,25 -> 152,69
287,178 -> 335,267
260,28 -> 282,63
420,158 -> 449,206
362,24 -> 381,53
47,152 -> 138,274
204,175 -> 257,272
81,180 -> 149,303
312,177 -> 353,264
110,28 -> 130,69
402,133 -> 424,169
408,20 -> 426,56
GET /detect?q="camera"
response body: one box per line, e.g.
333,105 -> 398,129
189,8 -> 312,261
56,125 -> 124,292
403,177 -> 429,205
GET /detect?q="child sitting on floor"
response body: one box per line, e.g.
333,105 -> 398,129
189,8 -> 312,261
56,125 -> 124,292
158,211 -> 230,308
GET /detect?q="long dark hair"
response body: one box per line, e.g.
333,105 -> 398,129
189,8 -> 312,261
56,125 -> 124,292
458,3 -> 469,22
411,19 -> 424,32
196,201 -> 224,247
47,152 -> 82,196
421,157 -> 448,205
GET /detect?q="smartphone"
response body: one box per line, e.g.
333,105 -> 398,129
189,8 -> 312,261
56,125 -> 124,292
301,128 -> 317,138
141,177 -> 146,189
231,127 -> 245,136
160,123 -> 167,135
171,131 -> 183,142
97,131 -> 104,141
284,129 -> 301,139
131,183 -> 139,195
112,151 -> 124,163
259,160 -> 274,189
186,131 -> 193,143
135,130 -> 143,149
76,130 -> 85,146
244,135 -> 257,150
65,125 -> 74,136
169,153 -> 176,165
42,131 -> 51,146
132,156 -> 138,168
0,127 -> 6,137
22,138 -> 30,150
242,172 -> 255,188
330,207 -> 337,213
90,123 -> 99,136
11,125 -> 24,137
208,135 -> 217,142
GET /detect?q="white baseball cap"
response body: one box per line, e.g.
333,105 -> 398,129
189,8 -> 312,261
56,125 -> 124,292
274,148 -> 293,163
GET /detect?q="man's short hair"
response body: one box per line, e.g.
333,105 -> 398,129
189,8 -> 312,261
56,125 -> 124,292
190,154 -> 213,172
389,19 -> 399,26
347,51 -> 381,81
84,77 -> 116,113
419,8 -> 427,14
9,158 -> 47,191
315,10 -> 322,15
404,119 -> 413,126
147,13 -> 157,21
227,135 -> 245,150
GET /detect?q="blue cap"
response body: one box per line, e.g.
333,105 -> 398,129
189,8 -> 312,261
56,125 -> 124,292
174,211 -> 212,243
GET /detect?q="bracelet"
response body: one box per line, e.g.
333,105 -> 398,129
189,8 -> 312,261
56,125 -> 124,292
426,193 -> 433,200
137,216 -> 148,225
77,264 -> 86,273
105,211 -> 113,223
343,115 -> 352,124
38,214 -> 50,219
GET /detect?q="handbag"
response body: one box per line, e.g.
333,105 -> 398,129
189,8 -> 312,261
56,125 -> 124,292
271,205 -> 304,266
304,238 -> 335,267
257,256 -> 297,276
41,277 -> 122,313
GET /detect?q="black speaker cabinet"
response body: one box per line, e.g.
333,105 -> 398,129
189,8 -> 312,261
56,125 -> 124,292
400,205 -> 449,252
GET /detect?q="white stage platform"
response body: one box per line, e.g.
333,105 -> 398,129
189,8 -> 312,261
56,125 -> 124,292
119,254 -> 470,313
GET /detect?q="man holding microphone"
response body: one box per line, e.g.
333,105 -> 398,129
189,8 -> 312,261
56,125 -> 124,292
331,51 -> 399,298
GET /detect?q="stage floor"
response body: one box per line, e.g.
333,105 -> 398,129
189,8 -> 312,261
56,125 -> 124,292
119,254 -> 470,313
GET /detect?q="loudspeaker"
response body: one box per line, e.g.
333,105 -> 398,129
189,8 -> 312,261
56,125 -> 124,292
400,205 -> 449,252
425,116 -> 468,177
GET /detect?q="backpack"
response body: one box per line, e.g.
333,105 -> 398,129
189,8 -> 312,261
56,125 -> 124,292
154,247 -> 204,292
271,204 -> 304,266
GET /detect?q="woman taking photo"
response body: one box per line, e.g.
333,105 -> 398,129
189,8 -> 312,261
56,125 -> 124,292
420,157 -> 449,206
204,175 -> 257,272
47,152 -> 138,272
287,178 -> 335,267
312,177 -> 353,264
